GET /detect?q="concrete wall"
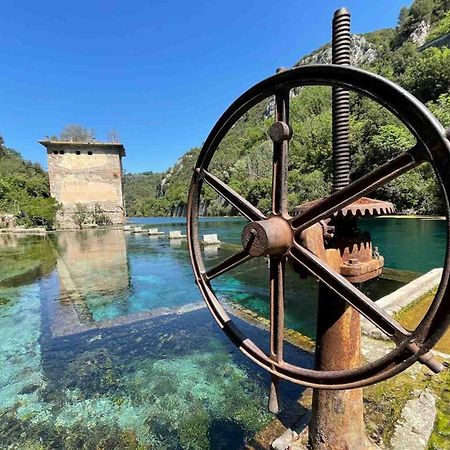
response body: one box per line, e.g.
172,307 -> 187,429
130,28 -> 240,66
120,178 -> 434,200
41,142 -> 126,228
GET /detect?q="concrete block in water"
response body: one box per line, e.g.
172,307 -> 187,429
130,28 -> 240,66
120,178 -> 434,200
148,228 -> 164,236
202,234 -> 221,245
169,230 -> 186,239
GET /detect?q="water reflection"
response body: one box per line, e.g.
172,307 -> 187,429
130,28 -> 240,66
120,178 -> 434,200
169,237 -> 183,248
2,220 -> 438,339
55,229 -> 130,298
1,273 -> 293,449
1,228 -> 310,449
203,244 -> 220,257
0,233 -> 56,287
14,225 -> 420,340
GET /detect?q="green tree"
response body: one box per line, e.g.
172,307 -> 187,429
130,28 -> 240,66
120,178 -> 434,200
59,125 -> 95,142
0,139 -> 59,229
92,204 -> 112,226
427,9 -> 450,41
288,170 -> 331,207
19,197 -> 60,229
401,47 -> 450,102
73,204 -> 89,229
427,93 -> 450,126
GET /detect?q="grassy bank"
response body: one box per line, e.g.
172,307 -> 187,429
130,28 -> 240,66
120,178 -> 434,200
364,362 -> 450,449
396,289 -> 450,354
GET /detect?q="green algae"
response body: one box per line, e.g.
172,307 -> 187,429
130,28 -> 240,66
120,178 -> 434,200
364,371 -> 420,447
428,368 -> 450,449
363,362 -> 450,449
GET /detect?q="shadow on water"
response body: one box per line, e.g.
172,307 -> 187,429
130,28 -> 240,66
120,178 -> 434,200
40,299 -> 310,413
209,418 -> 246,450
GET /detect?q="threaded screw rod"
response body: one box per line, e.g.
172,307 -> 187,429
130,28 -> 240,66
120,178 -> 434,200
332,7 -> 351,192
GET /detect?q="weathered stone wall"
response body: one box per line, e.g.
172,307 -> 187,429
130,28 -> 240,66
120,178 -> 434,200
42,142 -> 126,228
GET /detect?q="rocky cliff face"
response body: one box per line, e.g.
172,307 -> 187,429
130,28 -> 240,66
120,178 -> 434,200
158,159 -> 182,197
298,34 -> 378,66
408,20 -> 431,46
263,34 -> 378,119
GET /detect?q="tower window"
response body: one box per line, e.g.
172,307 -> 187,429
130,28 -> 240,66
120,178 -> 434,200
53,151 -> 58,155
76,151 -> 81,155
59,150 -> 64,155
88,151 -> 93,155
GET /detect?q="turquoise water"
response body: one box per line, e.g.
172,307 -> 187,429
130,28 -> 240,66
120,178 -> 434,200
129,216 -> 447,273
126,216 -> 446,335
0,217 -> 446,448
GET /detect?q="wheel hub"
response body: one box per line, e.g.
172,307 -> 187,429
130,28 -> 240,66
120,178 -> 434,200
241,216 -> 292,257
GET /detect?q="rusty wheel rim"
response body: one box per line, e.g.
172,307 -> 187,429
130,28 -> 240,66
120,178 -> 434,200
187,64 -> 450,389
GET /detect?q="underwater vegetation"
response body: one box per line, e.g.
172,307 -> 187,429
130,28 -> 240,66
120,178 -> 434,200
0,276 -> 273,449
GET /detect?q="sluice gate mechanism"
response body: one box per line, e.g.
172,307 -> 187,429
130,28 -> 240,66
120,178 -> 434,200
187,7 -> 450,449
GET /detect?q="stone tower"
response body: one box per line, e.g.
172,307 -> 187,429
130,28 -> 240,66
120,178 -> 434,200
39,140 -> 126,229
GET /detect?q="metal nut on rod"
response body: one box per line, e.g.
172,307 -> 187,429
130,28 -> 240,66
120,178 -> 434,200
269,121 -> 293,143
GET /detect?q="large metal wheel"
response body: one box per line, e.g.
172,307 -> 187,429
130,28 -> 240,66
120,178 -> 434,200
187,64 -> 450,389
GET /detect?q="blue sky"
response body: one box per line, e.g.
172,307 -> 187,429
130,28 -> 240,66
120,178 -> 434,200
0,0 -> 412,174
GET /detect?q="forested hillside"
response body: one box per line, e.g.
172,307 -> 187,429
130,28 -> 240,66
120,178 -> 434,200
131,0 -> 450,217
123,171 -> 163,216
0,137 -> 59,229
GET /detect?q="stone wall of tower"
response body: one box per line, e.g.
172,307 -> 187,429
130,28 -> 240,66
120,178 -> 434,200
41,142 -> 126,229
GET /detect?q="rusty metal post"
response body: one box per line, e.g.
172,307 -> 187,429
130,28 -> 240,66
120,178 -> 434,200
309,8 -> 375,450
309,286 -> 371,449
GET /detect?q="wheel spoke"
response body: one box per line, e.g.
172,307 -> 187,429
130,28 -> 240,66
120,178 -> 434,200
268,256 -> 285,413
290,143 -> 428,232
271,90 -> 290,215
288,242 -> 443,373
289,242 -> 407,340
200,169 -> 265,221
205,249 -> 252,281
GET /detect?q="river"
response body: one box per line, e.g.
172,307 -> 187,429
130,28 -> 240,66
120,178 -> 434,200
0,216 -> 446,449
